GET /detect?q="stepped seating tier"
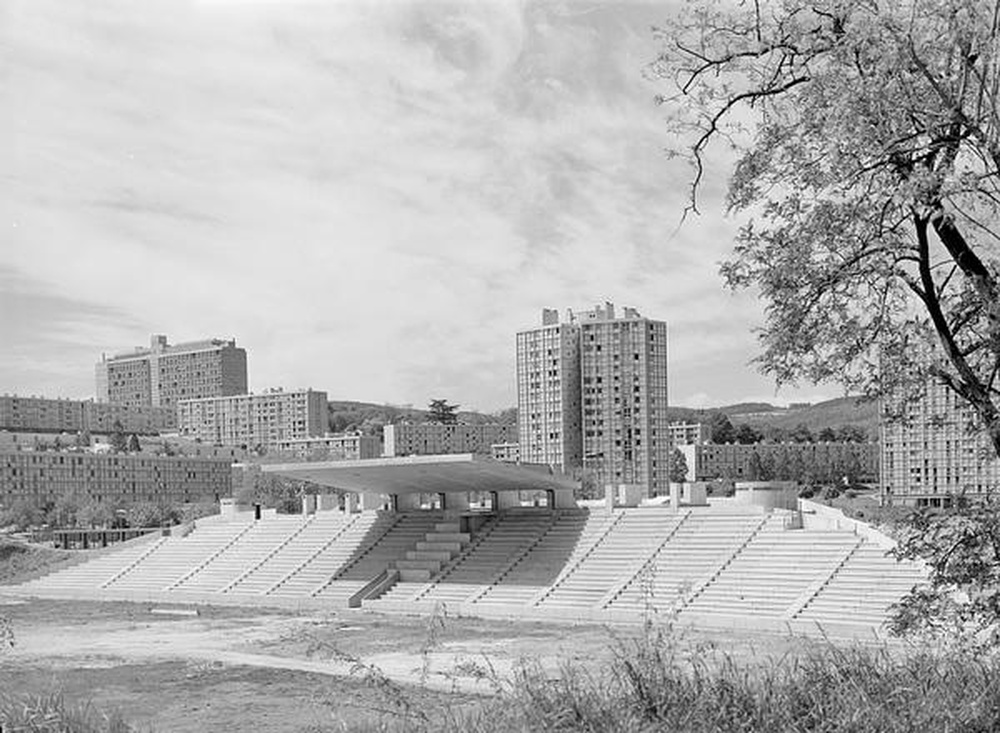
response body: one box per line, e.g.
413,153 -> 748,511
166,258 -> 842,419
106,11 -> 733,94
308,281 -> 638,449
473,510 -> 608,607
680,519 -> 860,618
608,510 -> 771,614
104,521 -> 255,592
386,511 -> 555,606
225,511 -> 354,595
265,512 -> 386,598
172,516 -> 309,593
794,543 -> 927,625
312,513 -> 447,596
536,508 -> 690,611
13,535 -> 165,594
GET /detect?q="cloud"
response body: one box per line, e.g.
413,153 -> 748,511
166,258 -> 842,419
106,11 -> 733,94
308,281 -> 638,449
0,0 -> 826,411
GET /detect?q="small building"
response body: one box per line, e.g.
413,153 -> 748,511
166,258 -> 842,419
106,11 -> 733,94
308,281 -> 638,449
274,432 -> 382,461
383,423 -> 517,458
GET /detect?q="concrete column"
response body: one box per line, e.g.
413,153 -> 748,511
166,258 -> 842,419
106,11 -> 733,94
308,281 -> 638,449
669,482 -> 681,509
618,484 -> 643,508
345,493 -> 360,514
604,483 -> 616,513
301,494 -> 317,515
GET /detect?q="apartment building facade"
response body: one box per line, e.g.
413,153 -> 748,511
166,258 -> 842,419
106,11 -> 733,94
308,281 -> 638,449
668,422 -> 711,447
0,450 -> 233,509
881,374 -> 1000,506
516,308 -> 582,472
516,303 -> 670,494
0,395 -> 176,435
96,334 -> 247,408
382,423 -> 518,458
274,432 -> 381,460
177,389 -> 328,449
679,442 -> 879,484
578,303 -> 671,495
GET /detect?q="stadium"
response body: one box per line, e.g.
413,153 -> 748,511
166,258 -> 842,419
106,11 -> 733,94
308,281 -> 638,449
5,455 -> 926,638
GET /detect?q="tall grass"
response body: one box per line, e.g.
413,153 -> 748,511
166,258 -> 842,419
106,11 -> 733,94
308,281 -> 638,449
340,621 -> 1000,733
0,693 -> 138,733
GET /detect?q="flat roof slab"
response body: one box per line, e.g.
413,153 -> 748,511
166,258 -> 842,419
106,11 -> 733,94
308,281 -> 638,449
261,453 -> 577,495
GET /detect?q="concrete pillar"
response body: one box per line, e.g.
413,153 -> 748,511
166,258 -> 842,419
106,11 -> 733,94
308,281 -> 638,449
442,492 -> 470,511
604,483 -> 616,513
669,482 -> 681,510
617,483 -> 643,508
360,491 -> 387,511
684,482 -> 708,506
345,493 -> 360,514
316,494 -> 338,511
301,494 -> 317,515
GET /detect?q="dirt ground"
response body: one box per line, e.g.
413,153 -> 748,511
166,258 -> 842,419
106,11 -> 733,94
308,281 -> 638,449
0,597 -> 824,732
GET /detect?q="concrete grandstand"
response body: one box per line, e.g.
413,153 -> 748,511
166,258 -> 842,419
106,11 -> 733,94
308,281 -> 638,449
3,455 -> 926,637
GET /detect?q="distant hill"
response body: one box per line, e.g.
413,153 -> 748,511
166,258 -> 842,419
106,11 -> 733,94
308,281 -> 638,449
326,400 -> 515,435
326,396 -> 876,439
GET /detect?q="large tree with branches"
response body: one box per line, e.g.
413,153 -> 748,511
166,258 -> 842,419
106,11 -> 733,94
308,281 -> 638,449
653,0 -> 1000,641
653,0 -> 1000,453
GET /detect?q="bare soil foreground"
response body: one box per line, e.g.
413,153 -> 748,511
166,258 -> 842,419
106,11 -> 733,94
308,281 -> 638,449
0,597 -> 828,732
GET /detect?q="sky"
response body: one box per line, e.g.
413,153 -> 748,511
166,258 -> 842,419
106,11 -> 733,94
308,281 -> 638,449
1,0 -> 846,413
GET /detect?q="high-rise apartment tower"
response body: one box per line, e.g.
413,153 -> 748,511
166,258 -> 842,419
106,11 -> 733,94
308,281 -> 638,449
96,335 -> 248,409
516,308 -> 582,472
516,304 -> 670,494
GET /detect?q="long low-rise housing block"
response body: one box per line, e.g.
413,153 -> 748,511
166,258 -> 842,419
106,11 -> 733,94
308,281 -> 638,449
0,395 -> 176,435
0,449 -> 233,509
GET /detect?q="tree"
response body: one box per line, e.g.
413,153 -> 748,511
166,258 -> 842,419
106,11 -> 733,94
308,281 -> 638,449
789,423 -> 814,444
654,0 -> 1000,457
708,413 -> 735,444
668,448 -> 689,483
427,399 -> 459,425
836,425 -> 869,443
817,427 -> 838,443
126,433 -> 141,453
734,423 -> 760,445
109,420 -> 128,453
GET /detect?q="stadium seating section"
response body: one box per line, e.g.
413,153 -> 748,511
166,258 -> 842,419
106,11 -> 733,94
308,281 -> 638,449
7,502 -> 927,634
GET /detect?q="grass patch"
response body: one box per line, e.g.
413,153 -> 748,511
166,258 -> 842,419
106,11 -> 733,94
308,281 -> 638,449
0,537 -> 74,585
0,692 -> 138,733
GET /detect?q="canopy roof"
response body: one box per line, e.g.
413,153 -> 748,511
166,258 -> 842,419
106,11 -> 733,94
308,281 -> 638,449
262,453 -> 577,495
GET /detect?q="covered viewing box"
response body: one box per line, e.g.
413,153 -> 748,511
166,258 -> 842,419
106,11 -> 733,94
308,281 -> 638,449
261,453 -> 578,512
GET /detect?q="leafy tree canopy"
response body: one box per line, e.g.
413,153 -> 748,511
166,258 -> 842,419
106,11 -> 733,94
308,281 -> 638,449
427,399 -> 459,425
654,0 -> 1000,455
668,448 -> 690,483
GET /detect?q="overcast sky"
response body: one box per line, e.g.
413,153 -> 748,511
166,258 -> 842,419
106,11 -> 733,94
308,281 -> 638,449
1,0 -> 845,413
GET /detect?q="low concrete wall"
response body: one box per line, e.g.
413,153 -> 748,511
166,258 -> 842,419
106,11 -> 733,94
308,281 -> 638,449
798,498 -> 895,549
733,482 -> 799,511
